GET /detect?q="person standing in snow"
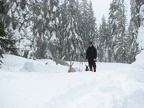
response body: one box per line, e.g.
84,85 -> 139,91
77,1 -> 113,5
86,41 -> 97,72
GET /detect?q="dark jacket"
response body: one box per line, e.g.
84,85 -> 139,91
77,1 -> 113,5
86,46 -> 97,60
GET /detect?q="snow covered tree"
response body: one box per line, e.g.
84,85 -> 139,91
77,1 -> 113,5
109,0 -> 128,63
98,16 -> 111,62
56,0 -> 83,61
56,0 -> 97,61
53,2 -> 67,59
66,0 -> 83,61
127,0 -> 144,63
3,0 -> 59,59
78,0 -> 97,50
127,21 -> 138,63
3,0 -> 35,58
137,2 -> 144,51
31,0 -> 59,59
87,1 -> 98,43
130,0 -> 141,30
78,0 -> 90,48
1,0 -> 98,61
0,1 -> 16,66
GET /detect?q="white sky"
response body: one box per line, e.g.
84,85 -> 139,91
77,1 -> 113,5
91,0 -> 131,26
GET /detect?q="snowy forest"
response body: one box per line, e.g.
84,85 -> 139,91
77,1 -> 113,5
0,0 -> 144,65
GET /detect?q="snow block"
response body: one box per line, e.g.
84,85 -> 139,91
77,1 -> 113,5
22,62 -> 35,72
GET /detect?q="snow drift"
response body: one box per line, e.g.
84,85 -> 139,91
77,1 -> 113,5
0,54 -> 144,108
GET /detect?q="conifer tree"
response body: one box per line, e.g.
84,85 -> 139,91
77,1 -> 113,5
3,0 -> 34,58
127,21 -> 138,63
75,0 -> 98,61
0,1 -> 16,66
78,0 -> 90,47
54,2 -> 68,59
137,1 -> 144,51
78,0 -> 97,48
98,16 -> 111,62
57,0 -> 83,61
129,0 -> 143,60
88,1 -> 97,42
109,0 -> 128,62
3,0 -> 59,59
31,0 -> 59,59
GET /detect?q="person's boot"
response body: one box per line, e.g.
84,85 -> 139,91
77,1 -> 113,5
90,68 -> 93,71
94,68 -> 96,72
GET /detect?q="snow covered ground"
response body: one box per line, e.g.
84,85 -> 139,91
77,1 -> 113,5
0,54 -> 144,108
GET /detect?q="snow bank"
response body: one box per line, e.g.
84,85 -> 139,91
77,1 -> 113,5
1,54 -> 144,108
132,50 -> 144,82
1,54 -> 69,73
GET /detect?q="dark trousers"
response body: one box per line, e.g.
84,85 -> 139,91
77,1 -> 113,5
88,59 -> 96,69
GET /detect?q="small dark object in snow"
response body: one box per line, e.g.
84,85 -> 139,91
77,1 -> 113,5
85,65 -> 89,71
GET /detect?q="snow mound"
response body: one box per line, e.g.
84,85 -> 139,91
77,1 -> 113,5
21,62 -> 35,72
132,50 -> 144,81
1,54 -> 144,108
1,54 -> 69,73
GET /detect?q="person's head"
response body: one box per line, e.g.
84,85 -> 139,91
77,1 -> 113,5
89,41 -> 93,47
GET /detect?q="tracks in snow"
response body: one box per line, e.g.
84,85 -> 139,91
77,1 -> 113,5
47,72 -> 127,108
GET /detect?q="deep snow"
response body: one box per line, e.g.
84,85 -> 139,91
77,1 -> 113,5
0,54 -> 144,108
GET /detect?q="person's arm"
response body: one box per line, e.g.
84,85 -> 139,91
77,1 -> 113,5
95,48 -> 97,59
86,49 -> 88,59
94,48 -> 97,61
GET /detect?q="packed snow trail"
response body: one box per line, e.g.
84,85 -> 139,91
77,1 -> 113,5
0,71 -> 127,108
0,55 -> 144,108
